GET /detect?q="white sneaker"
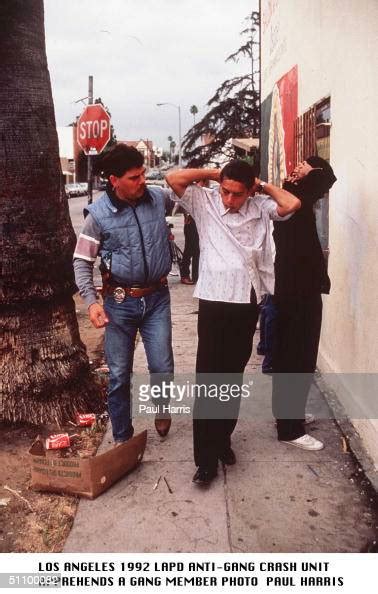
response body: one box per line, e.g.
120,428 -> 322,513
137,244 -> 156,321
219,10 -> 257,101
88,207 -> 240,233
281,434 -> 324,451
304,413 -> 316,425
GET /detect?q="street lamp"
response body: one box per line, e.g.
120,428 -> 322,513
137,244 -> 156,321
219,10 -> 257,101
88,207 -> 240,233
156,102 -> 182,168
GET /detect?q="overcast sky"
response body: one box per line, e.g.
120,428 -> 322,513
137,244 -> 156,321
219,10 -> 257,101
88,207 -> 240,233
45,0 -> 258,151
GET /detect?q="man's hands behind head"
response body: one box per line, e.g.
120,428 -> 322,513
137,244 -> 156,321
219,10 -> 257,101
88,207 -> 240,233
251,177 -> 261,195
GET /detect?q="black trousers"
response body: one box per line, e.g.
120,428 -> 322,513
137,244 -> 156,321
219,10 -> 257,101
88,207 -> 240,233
272,294 -> 322,440
193,297 -> 259,470
180,220 -> 200,281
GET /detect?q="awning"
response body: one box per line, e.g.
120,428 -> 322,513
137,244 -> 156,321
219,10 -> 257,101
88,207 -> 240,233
231,138 -> 259,151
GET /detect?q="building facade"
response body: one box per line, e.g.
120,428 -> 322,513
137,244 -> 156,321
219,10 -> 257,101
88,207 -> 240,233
57,126 -> 75,183
260,0 -> 378,472
120,140 -> 156,168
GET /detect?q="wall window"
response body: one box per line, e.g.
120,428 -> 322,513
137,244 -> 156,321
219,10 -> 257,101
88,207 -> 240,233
294,106 -> 316,164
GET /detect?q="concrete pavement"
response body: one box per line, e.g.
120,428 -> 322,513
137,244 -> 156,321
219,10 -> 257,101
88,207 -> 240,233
64,214 -> 376,553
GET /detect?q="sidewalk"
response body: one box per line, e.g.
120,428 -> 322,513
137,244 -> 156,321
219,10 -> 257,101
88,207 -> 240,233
64,220 -> 376,553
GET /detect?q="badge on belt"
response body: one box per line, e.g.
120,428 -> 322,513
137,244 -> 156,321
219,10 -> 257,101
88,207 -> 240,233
113,287 -> 126,303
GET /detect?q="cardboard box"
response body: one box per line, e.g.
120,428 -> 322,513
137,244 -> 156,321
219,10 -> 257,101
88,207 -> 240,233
29,430 -> 147,499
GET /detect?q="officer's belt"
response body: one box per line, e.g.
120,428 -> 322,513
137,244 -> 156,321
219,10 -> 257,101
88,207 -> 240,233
103,277 -> 168,299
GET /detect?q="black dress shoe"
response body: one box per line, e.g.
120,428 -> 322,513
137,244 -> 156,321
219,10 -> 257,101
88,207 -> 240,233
192,467 -> 217,484
154,415 -> 171,437
219,448 -> 236,465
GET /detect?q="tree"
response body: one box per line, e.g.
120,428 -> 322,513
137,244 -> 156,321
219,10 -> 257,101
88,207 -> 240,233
182,11 -> 260,167
190,105 -> 198,125
0,0 -> 103,424
170,140 -> 178,165
167,135 -> 175,162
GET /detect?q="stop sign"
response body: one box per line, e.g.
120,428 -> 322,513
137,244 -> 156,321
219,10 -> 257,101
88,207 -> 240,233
77,104 -> 111,155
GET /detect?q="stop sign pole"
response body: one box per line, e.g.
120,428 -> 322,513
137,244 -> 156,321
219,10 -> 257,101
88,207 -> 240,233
77,76 -> 112,204
87,76 -> 93,205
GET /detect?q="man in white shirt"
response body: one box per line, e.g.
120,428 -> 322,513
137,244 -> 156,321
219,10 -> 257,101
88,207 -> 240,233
166,160 -> 300,484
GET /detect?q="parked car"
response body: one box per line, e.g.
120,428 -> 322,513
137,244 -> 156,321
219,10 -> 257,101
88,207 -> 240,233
146,169 -> 166,187
146,169 -> 163,180
65,183 -> 82,198
96,178 -> 107,191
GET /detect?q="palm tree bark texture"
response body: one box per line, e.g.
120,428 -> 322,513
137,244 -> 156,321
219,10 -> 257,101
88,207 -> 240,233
0,0 -> 102,424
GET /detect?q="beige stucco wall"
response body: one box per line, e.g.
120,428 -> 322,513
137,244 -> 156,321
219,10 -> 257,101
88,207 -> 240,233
261,0 -> 378,465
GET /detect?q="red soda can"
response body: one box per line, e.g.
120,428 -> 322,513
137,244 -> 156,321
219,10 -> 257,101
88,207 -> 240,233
46,433 -> 70,449
76,413 -> 96,427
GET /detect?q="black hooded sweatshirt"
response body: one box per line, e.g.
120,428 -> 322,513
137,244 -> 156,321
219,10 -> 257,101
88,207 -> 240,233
273,168 -> 335,298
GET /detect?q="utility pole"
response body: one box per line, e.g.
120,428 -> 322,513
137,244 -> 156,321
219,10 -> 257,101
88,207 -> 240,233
87,75 -> 93,205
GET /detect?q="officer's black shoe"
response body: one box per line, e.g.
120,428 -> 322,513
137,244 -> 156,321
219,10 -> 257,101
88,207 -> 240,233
219,448 -> 236,465
192,467 -> 217,485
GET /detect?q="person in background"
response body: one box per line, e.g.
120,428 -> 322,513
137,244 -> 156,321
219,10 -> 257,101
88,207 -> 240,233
256,293 -> 276,374
178,180 -> 210,285
272,156 -> 337,451
73,144 -> 174,444
179,210 -> 200,285
166,160 -> 301,484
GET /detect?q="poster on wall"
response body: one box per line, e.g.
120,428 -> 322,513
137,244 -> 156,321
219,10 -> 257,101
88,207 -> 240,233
261,65 -> 298,185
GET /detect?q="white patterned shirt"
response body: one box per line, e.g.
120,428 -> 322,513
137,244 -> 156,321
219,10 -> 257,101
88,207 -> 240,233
173,185 -> 290,304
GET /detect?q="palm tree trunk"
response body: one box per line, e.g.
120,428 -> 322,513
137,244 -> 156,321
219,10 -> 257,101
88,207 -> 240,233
0,0 -> 102,424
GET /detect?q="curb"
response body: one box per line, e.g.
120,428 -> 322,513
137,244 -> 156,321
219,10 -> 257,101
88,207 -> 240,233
315,372 -> 378,496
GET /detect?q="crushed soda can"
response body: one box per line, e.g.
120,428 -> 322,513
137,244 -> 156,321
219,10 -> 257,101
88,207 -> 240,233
76,413 -> 96,427
46,433 -> 70,449
95,365 -> 109,374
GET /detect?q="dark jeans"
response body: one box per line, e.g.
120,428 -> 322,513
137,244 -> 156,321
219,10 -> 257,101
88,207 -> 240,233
272,294 -> 322,441
257,294 -> 277,371
193,296 -> 259,470
180,220 -> 200,281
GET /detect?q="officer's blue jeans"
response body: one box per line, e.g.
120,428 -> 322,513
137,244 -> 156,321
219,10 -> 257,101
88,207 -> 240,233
104,286 -> 174,442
